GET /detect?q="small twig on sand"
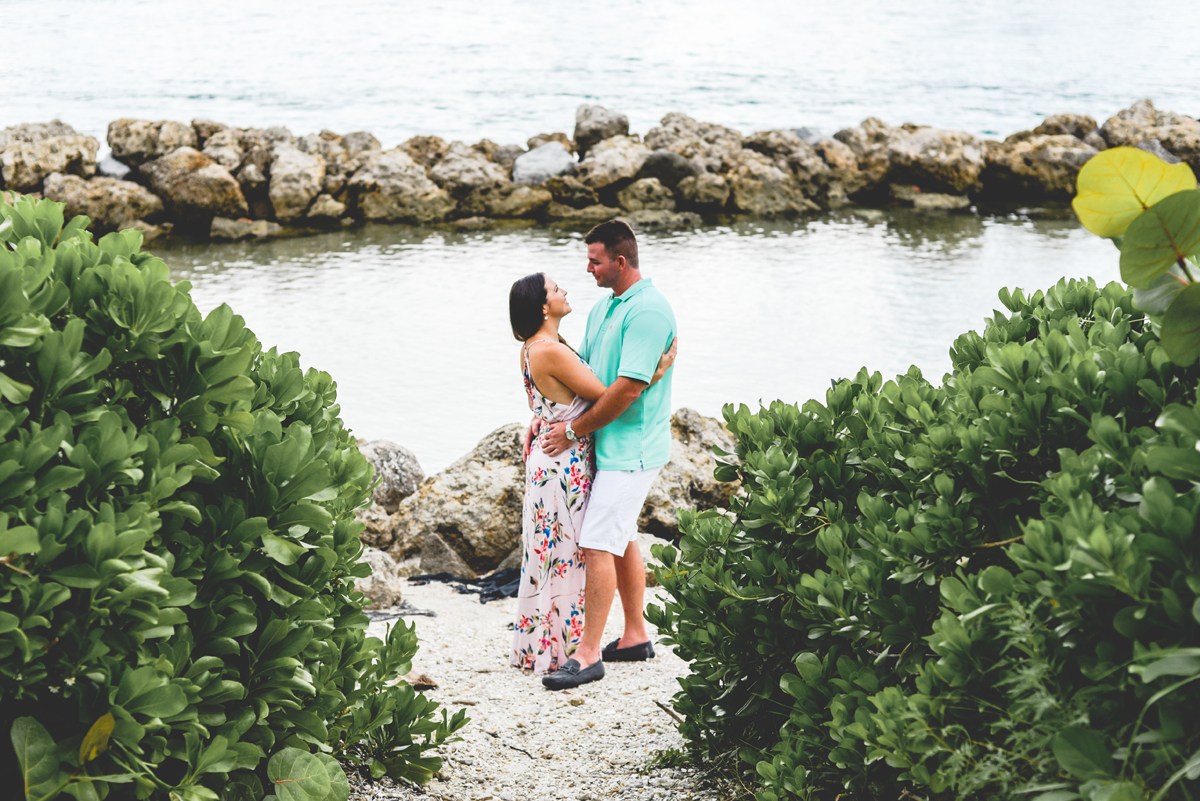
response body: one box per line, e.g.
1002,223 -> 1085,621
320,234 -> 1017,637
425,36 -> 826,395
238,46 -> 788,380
655,699 -> 684,726
483,729 -> 534,759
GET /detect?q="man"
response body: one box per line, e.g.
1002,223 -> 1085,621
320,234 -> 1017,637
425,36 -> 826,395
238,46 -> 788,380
533,219 -> 676,690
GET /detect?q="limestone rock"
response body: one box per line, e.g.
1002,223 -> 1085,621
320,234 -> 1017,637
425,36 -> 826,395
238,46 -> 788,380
621,209 -> 701,229
726,150 -> 817,217
492,144 -> 526,176
0,122 -> 99,191
297,131 -> 353,195
639,409 -> 739,539
210,217 -> 282,240
107,119 -> 198,167
201,129 -> 244,170
348,148 -> 454,223
472,139 -> 500,162
574,104 -> 630,156
1033,114 -> 1098,139
890,184 -> 971,211
676,173 -> 730,212
527,132 -> 574,153
269,144 -> 325,222
618,177 -> 675,211
342,132 -> 382,158
355,546 -> 406,608
401,135 -> 449,169
832,118 -> 894,193
512,142 -> 576,185
634,149 -> 701,189
97,155 -> 132,180
428,142 -> 508,196
139,147 -> 249,224
645,113 -> 744,174
886,125 -> 984,194
458,181 -> 552,218
542,175 -> 598,208
191,119 -> 229,146
812,136 -> 868,198
387,424 -> 525,574
981,134 -> 1098,200
120,219 -> 169,243
41,173 -> 163,233
1097,101 -> 1200,174
574,135 -> 650,189
306,193 -> 347,220
359,439 -> 424,513
237,163 -> 267,191
744,129 -> 838,202
419,533 -> 476,578
545,202 -> 622,224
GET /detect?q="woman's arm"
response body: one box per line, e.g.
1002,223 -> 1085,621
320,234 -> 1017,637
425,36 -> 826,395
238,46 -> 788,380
650,337 -> 677,385
538,344 -> 606,401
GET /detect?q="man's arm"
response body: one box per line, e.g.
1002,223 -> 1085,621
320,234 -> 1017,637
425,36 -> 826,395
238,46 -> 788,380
540,377 -> 646,457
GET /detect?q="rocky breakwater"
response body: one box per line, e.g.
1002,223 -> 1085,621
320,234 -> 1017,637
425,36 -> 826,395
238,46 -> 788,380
355,409 -> 738,584
4,99 -> 1199,240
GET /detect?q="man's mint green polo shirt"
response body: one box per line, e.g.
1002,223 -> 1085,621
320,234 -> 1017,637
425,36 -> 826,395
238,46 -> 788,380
580,278 -> 676,471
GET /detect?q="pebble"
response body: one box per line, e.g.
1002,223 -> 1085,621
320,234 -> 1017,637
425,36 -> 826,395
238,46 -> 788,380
346,582 -> 721,801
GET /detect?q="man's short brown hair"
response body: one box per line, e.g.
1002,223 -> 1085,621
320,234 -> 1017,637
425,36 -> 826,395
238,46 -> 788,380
585,219 -> 639,269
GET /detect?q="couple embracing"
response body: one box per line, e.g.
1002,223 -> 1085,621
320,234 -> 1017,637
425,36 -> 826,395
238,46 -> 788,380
507,220 -> 677,691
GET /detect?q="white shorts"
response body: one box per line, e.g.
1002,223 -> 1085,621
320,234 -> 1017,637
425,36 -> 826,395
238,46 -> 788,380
578,468 -> 661,556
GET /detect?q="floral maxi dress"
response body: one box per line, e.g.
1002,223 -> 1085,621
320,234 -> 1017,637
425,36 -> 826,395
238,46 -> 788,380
511,341 -> 595,674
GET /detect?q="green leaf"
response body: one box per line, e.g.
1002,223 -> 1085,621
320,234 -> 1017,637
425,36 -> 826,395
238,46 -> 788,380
1133,265 -> 1188,314
978,565 -> 1014,597
261,533 -> 304,566
1160,282 -> 1200,365
267,748 -> 331,801
0,370 -> 34,403
12,717 -> 68,801
0,525 -> 40,556
314,753 -> 350,801
1073,147 -> 1197,237
1052,727 -> 1114,780
1120,190 -> 1200,288
79,713 -> 115,765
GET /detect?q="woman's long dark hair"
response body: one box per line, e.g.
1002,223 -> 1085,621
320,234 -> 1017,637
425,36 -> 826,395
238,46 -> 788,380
509,272 -> 548,341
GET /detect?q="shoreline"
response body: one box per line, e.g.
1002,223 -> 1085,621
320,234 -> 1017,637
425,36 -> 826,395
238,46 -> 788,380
2,99 -> 1196,244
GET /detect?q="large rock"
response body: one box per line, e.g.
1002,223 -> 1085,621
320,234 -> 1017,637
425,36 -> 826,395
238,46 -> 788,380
347,148 -> 455,223
744,129 -> 838,202
833,118 -> 894,194
359,440 -> 424,513
342,132 -> 382,158
885,125 -> 984,194
634,149 -> 702,189
107,119 -> 198,167
645,113 -> 743,174
42,173 -> 163,232
1033,114 -> 1098,139
574,135 -> 651,189
980,134 -> 1099,201
545,202 -> 622,224
639,409 -> 739,538
296,131 -> 353,195
512,142 -> 576,185
401,136 -> 449,169
542,175 -> 598,208
139,147 -> 249,223
200,129 -> 245,171
1099,100 -> 1200,176
527,132 -> 574,153
812,136 -> 868,199
574,104 -> 630,157
386,424 -> 525,575
428,141 -> 508,196
269,144 -> 326,222
622,209 -> 702,229
726,150 -> 817,217
210,217 -> 282,240
676,173 -> 730,212
355,546 -> 405,608
458,181 -> 552,218
0,122 -> 99,191
617,177 -> 675,211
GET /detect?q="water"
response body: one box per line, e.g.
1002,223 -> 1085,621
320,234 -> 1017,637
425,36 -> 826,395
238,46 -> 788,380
163,212 -> 1113,473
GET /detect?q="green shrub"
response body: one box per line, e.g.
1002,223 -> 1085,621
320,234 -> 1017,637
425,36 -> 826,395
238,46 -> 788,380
0,196 -> 466,801
649,277 -> 1200,800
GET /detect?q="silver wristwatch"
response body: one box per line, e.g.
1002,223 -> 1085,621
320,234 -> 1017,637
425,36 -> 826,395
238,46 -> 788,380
565,422 -> 578,442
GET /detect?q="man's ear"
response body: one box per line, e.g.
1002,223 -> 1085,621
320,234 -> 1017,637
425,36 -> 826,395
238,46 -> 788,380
615,255 -> 627,269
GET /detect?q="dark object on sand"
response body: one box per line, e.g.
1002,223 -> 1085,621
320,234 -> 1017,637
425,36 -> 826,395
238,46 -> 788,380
408,568 -> 521,603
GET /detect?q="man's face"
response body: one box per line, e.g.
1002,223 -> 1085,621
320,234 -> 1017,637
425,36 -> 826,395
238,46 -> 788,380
587,242 -> 622,289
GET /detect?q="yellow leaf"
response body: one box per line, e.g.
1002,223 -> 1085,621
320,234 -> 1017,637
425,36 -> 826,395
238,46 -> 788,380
79,712 -> 115,764
1072,147 -> 1197,238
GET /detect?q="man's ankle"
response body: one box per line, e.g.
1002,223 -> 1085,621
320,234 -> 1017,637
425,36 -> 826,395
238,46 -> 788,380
572,646 -> 601,667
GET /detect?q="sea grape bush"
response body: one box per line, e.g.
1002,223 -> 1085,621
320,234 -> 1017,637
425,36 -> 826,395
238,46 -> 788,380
0,195 -> 466,801
649,278 -> 1200,800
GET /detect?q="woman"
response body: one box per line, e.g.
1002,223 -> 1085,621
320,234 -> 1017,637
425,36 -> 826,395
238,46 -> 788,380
508,272 -> 675,674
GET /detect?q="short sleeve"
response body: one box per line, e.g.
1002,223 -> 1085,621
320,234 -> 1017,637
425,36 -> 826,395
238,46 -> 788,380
618,309 -> 674,383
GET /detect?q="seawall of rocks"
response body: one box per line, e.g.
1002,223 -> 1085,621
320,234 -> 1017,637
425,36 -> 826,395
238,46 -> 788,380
2,99 -> 1198,242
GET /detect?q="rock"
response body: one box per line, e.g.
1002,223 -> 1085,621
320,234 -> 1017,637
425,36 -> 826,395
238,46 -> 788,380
269,144 -> 325,222
492,144 -> 526,176
386,424 -> 524,575
428,142 -> 508,196
236,163 -> 267,190
139,147 -> 249,224
621,209 -> 701,229
542,175 -> 598,208
512,142 -> 576,185
1136,139 -> 1184,165
644,113 -> 743,174
793,126 -> 825,145
120,219 -> 169,243
210,217 -> 282,240
744,129 -> 837,201
107,119 -> 198,167
617,177 -> 675,211
297,131 -> 352,195
676,173 -> 730,212
191,119 -> 229,145
574,104 -> 630,157
633,149 -> 701,189
0,122 -> 99,191
472,139 -> 501,162
201,129 -> 244,170
1033,114 -> 1098,139
1154,121 -> 1200,177
980,134 -> 1099,201
41,173 -> 163,233
1097,101 -> 1200,174
458,181 -> 552,218
812,136 -> 868,198
833,118 -> 894,193
97,155 -> 132,180
347,148 -> 455,223
359,439 -> 424,513
726,150 -> 817,217
401,135 -> 449,169
306,193 -> 347,220
355,546 -> 405,608
886,125 -> 984,194
545,202 -> 622,224
1083,130 -> 1108,151
574,135 -> 650,189
638,409 -> 739,539
527,132 -> 574,153
342,132 -> 382,158
419,532 -> 477,578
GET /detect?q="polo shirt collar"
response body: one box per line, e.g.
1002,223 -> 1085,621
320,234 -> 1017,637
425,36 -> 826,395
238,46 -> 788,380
610,278 -> 652,303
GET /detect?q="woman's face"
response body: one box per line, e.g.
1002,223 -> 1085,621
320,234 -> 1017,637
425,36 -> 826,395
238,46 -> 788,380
543,276 -> 571,319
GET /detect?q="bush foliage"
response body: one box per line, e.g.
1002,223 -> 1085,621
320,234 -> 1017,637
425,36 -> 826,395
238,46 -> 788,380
0,196 -> 465,801
650,278 -> 1200,800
